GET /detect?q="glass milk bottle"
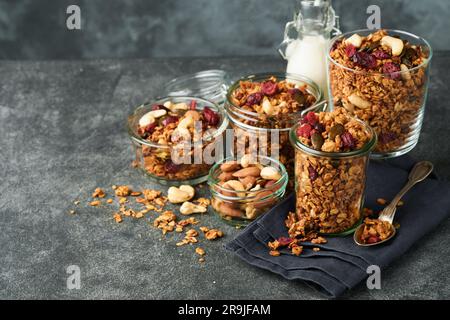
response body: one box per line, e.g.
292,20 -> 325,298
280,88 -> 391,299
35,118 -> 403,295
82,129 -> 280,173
278,0 -> 340,100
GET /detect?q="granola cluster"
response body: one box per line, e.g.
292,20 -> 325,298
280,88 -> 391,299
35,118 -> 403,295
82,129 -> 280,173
329,29 -> 430,154
359,218 -> 393,244
133,99 -> 223,181
73,184 -> 224,263
227,76 -> 318,186
209,156 -> 286,224
289,110 -> 373,235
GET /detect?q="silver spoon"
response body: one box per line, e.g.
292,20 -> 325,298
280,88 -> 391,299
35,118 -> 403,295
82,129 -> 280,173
354,161 -> 434,247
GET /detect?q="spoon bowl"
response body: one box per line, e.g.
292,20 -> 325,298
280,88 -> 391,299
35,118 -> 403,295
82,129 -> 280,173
354,222 -> 396,247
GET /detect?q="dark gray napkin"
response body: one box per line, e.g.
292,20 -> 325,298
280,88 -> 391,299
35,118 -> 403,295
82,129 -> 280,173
225,156 -> 450,298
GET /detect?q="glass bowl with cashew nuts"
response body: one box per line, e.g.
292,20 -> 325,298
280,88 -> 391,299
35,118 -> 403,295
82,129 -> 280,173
207,155 -> 288,226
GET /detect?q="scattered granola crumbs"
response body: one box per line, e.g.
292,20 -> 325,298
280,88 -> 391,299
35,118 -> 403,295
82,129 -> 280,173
112,185 -> 117,190
119,197 -> 127,205
131,160 -> 139,168
186,229 -> 199,237
376,198 -> 387,205
89,200 -> 101,207
106,199 -> 113,204
311,236 -> 327,244
142,189 -> 161,201
130,191 -> 142,197
115,185 -> 130,197
199,258 -> 205,263
291,245 -> 303,256
92,187 -> 106,198
113,213 -> 123,223
268,240 -> 280,251
73,200 -> 80,205
313,247 -> 321,252
69,210 -> 76,215
134,211 -> 144,219
269,250 -> 280,257
195,247 -> 206,256
175,226 -> 183,233
205,229 -> 224,240
199,226 -> 209,233
195,197 -> 211,207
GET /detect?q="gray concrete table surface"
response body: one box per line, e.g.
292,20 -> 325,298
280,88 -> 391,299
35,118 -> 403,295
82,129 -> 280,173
0,54 -> 449,299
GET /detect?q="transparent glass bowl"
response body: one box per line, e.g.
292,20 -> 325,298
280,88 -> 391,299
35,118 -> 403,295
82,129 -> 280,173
327,29 -> 432,158
127,96 -> 229,186
208,155 -> 288,227
225,72 -> 324,186
289,116 -> 377,235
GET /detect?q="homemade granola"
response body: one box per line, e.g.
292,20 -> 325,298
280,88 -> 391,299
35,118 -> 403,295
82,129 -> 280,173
226,74 -> 320,185
289,109 -> 375,235
359,218 -> 393,244
329,29 -> 430,155
208,155 -> 287,224
129,98 -> 226,182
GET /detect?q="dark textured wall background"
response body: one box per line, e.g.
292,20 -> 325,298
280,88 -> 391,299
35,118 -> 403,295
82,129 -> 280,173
0,0 -> 448,60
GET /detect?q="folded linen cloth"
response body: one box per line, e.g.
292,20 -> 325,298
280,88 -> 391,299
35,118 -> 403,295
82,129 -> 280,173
225,156 -> 450,298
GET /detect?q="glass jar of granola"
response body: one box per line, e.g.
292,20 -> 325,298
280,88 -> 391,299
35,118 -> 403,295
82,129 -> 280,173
127,96 -> 228,185
328,29 -> 432,158
289,108 -> 376,235
225,73 -> 324,185
208,155 -> 288,227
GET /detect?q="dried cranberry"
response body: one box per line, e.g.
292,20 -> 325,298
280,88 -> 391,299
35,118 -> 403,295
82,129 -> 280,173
353,51 -> 377,69
379,131 -> 397,144
308,165 -> 318,181
143,122 -> 156,134
305,111 -> 318,126
189,100 -> 197,110
246,92 -> 263,106
164,160 -> 181,174
277,237 -> 293,246
296,123 -> 313,138
382,62 -> 401,79
161,115 -> 179,127
373,50 -> 390,60
340,131 -> 356,149
261,81 -> 278,96
345,44 -> 357,58
366,236 -> 380,244
202,107 -> 220,126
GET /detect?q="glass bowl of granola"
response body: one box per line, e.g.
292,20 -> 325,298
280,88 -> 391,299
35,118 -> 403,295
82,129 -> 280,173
289,108 -> 377,236
328,29 -> 432,158
225,73 -> 324,185
127,96 -> 229,185
208,155 -> 288,227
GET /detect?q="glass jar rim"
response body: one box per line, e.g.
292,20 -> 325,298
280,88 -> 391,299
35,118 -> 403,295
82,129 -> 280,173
164,70 -> 229,99
289,116 -> 377,158
207,155 -> 288,199
327,28 -> 433,76
225,72 -> 324,127
127,96 -> 229,149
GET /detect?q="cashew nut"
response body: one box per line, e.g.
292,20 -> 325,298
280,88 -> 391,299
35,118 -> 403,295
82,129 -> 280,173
345,34 -> 363,48
245,205 -> 257,219
260,166 -> 282,181
171,127 -> 191,143
139,112 -> 155,128
180,201 -> 207,215
178,115 -> 194,129
171,102 -> 189,111
381,36 -> 404,56
348,93 -> 371,109
400,64 -> 411,80
167,185 -> 195,203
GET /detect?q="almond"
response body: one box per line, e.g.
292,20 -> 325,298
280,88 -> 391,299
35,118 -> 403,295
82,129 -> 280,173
220,161 -> 240,172
232,166 -> 261,178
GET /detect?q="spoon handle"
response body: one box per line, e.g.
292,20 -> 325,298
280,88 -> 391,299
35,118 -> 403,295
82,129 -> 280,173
380,161 -> 433,223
